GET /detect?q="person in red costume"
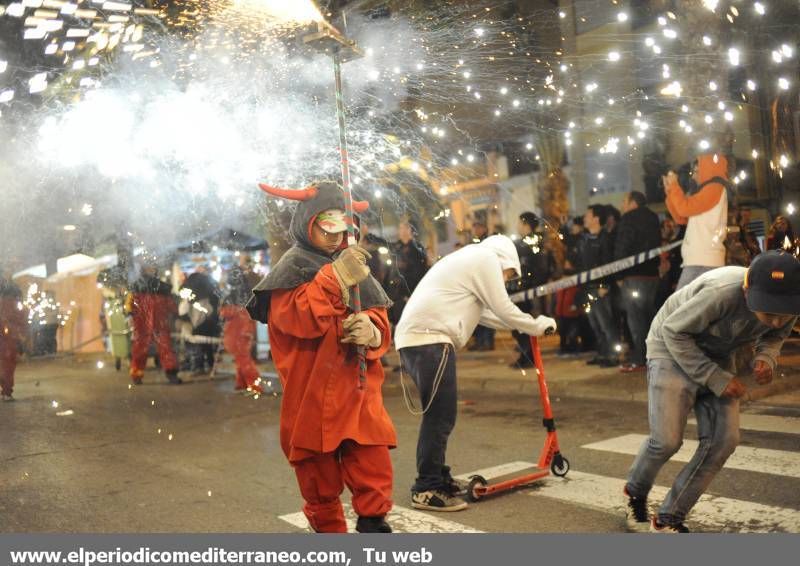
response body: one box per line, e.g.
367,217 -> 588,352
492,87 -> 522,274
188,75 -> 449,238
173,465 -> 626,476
125,263 -> 182,385
0,266 -> 26,402
221,257 -> 262,394
247,181 -> 396,534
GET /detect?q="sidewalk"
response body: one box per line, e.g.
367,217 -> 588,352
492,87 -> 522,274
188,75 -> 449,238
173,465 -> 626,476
383,332 -> 800,406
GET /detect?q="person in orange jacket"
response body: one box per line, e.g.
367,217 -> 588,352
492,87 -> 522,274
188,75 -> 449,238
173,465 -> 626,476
663,153 -> 730,289
0,267 -> 26,402
247,181 -> 396,534
220,257 -> 262,394
126,263 -> 182,385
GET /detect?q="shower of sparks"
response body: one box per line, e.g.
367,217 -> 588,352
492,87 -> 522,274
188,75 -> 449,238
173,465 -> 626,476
0,0 -> 797,261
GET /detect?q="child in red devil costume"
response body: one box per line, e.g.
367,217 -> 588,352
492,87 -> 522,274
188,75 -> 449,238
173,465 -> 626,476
247,181 -> 396,534
220,257 -> 262,394
125,263 -> 182,385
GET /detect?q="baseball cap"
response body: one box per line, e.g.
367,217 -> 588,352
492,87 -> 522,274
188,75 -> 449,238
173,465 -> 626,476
315,209 -> 348,233
744,250 -> 800,315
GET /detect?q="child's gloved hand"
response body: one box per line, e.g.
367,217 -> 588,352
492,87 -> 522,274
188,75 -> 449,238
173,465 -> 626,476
341,312 -> 382,348
332,245 -> 372,289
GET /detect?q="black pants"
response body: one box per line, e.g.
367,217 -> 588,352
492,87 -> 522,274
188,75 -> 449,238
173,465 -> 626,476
512,330 -> 533,362
587,292 -> 618,360
400,343 -> 458,493
558,317 -> 580,353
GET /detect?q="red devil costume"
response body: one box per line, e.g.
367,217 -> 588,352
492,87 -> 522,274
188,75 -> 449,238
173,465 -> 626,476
126,272 -> 182,385
1,278 -> 26,400
247,181 -> 396,533
220,264 -> 261,393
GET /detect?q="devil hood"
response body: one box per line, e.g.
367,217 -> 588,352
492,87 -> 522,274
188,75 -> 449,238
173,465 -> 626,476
246,181 -> 391,324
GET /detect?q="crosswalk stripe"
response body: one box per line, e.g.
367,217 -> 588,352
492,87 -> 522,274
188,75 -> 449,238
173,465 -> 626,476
689,413 -> 800,435
453,461 -> 537,481
529,469 -> 800,533
278,504 -> 483,533
583,433 -> 800,479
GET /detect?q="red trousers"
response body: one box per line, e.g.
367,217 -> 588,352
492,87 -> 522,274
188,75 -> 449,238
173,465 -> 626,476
222,306 -> 260,390
130,315 -> 177,378
292,441 -> 393,533
0,335 -> 18,396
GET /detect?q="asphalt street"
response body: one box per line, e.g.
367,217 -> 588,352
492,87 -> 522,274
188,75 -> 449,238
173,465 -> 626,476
2,342 -> 799,533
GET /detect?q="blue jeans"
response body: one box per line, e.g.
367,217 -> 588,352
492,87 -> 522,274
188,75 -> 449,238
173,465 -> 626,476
626,358 -> 740,526
400,344 -> 459,493
676,265 -> 716,290
621,278 -> 659,366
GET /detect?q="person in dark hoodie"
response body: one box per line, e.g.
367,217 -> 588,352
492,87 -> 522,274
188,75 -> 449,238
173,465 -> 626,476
577,205 -> 618,367
179,266 -> 222,374
125,262 -> 182,385
508,211 -> 555,368
614,191 -> 662,373
247,181 -> 396,534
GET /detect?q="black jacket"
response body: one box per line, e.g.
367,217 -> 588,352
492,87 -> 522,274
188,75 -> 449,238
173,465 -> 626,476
576,230 -> 613,287
614,206 -> 661,278
510,235 -> 553,292
392,239 -> 429,296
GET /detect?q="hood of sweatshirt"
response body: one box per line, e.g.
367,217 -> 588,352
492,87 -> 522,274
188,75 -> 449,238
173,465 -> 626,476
479,235 -> 521,277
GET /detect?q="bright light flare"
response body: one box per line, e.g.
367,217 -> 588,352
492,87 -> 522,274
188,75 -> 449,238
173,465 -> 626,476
235,0 -> 323,23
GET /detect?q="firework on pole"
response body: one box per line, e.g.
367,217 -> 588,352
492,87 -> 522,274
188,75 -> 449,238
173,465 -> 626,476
302,17 -> 368,390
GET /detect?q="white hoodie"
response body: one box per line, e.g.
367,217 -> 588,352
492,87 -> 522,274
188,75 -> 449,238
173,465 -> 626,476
394,235 -> 557,350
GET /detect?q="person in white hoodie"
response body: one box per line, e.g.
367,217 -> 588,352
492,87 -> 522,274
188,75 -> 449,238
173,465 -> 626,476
395,235 -> 557,511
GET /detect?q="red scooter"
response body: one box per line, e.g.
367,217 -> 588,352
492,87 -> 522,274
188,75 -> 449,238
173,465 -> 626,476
465,335 -> 569,502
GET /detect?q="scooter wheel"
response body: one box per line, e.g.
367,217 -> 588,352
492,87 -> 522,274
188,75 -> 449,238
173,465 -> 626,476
466,475 -> 488,503
551,455 -> 570,477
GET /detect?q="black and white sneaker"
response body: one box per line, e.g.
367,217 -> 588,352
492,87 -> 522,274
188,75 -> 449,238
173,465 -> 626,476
411,489 -> 468,512
624,486 -> 650,532
443,476 -> 469,497
650,518 -> 690,533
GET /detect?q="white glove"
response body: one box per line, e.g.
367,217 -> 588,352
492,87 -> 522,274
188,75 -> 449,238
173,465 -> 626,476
529,315 -> 557,337
341,312 -> 382,348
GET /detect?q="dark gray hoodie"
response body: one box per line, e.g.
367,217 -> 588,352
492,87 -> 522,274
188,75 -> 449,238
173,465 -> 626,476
246,182 -> 391,324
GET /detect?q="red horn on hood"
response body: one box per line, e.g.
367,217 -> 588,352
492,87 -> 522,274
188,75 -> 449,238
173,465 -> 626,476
258,184 -> 319,201
352,200 -> 370,213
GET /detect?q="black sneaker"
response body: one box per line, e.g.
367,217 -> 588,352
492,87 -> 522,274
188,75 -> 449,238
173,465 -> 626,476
623,486 -> 649,532
650,517 -> 690,533
586,357 -> 602,365
165,370 -> 183,385
411,489 -> 468,512
509,358 -> 534,369
443,476 -> 469,497
356,516 -> 392,533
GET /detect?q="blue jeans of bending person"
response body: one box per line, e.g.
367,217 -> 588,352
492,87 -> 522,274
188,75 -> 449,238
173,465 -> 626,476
399,343 -> 458,493
625,358 -> 740,526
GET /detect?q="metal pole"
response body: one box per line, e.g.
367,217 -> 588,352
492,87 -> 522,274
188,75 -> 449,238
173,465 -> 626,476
333,49 -> 367,390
